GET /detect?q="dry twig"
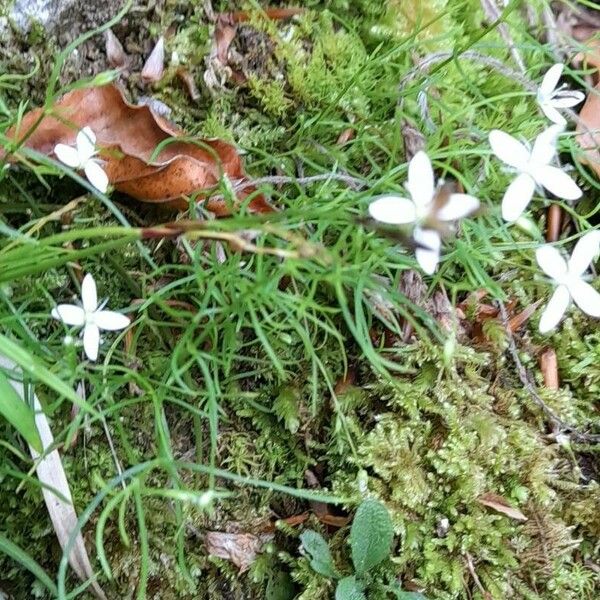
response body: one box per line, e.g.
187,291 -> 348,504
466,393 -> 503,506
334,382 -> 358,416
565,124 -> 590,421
497,301 -> 600,443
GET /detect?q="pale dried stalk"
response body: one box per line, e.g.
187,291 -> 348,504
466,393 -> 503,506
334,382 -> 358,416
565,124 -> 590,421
0,355 -> 107,599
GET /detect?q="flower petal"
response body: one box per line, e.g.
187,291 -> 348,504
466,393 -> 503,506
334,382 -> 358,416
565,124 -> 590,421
76,127 -> 96,162
413,227 -> 441,275
54,144 -> 81,168
84,160 -> 109,193
83,324 -> 100,361
501,173 -> 535,222
551,90 -> 585,108
531,125 -> 562,165
81,273 -> 98,313
94,310 -> 130,331
538,63 -> 564,100
489,130 -> 530,170
539,285 -> 570,333
534,165 -> 582,200
539,102 -> 566,126
568,231 -> 600,276
436,193 -> 480,221
536,245 -> 568,280
51,304 -> 85,326
368,195 -> 417,224
569,279 -> 600,317
406,151 -> 434,210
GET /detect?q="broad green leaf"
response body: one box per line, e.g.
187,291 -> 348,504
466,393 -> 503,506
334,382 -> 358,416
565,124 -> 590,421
0,370 -> 42,452
0,533 -> 58,595
300,529 -> 339,578
350,499 -> 394,576
335,576 -> 366,600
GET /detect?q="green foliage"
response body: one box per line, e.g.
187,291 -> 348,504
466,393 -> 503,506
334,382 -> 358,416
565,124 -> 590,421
300,529 -> 340,579
350,499 -> 394,577
335,575 -> 366,600
0,0 -> 599,598
0,371 -> 41,452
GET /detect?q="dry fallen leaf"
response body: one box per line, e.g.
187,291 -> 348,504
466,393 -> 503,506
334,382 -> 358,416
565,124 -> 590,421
477,492 -> 527,521
141,37 -> 165,84
105,30 -> 127,69
576,82 -> 600,178
540,348 -> 559,390
0,355 -> 106,599
204,531 -> 273,572
2,84 -> 272,214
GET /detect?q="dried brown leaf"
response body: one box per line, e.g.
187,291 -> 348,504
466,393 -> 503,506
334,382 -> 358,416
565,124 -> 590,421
576,82 -> 600,177
141,37 -> 165,83
204,531 -> 272,573
540,348 -> 559,390
105,30 -> 127,69
2,84 -> 271,214
477,492 -> 527,521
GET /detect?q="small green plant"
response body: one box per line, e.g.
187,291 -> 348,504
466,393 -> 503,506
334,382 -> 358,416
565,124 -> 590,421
300,499 -> 425,599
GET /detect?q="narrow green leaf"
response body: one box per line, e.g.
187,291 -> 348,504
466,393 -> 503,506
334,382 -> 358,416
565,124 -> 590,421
350,499 -> 394,576
335,576 -> 366,600
0,533 -> 58,596
0,335 -> 100,419
300,529 -> 339,578
0,370 -> 42,452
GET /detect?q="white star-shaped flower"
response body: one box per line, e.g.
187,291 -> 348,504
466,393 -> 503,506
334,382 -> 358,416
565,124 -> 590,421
368,151 -> 480,274
536,63 -> 585,126
51,273 -> 130,361
54,127 -> 109,193
489,125 -> 582,222
536,231 -> 600,333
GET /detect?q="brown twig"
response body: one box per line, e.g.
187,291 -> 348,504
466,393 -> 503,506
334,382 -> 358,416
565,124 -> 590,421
464,553 -> 492,600
480,0 -> 527,74
232,173 -> 367,192
497,301 -> 600,443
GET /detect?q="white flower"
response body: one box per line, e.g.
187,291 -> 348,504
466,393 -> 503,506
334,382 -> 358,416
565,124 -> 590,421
536,231 -> 600,333
368,151 -> 479,274
489,125 -> 582,222
51,273 -> 130,361
536,63 -> 585,126
54,127 -> 109,193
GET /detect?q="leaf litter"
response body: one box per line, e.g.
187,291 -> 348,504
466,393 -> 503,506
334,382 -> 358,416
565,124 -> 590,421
2,84 -> 272,215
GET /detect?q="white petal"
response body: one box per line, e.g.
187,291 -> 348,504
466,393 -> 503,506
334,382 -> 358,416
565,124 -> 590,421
81,273 -> 98,313
51,304 -> 86,326
54,144 -> 81,168
436,193 -> 480,221
538,63 -> 564,100
76,127 -> 96,162
83,324 -> 100,361
368,195 -> 417,224
539,102 -> 566,126
539,285 -> 570,333
568,279 -> 600,317
406,151 -> 434,210
84,160 -> 109,193
489,130 -> 530,170
501,173 -> 535,222
94,311 -> 130,331
568,231 -> 600,276
534,165 -> 582,200
413,227 -> 441,275
531,125 -> 562,165
550,90 -> 585,108
536,245 -> 568,280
